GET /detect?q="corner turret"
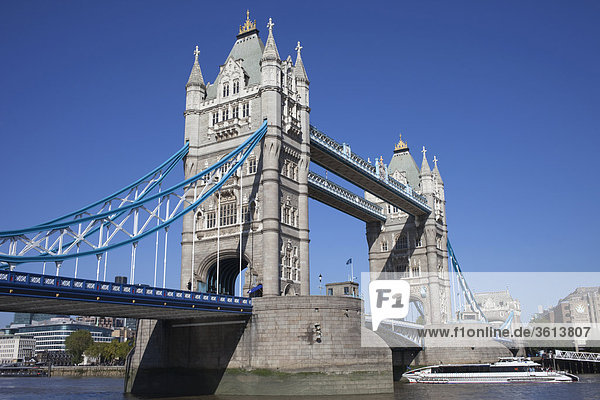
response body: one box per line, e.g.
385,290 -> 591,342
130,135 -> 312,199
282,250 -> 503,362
433,155 -> 444,185
420,146 -> 433,195
186,46 -> 206,110
261,18 -> 280,63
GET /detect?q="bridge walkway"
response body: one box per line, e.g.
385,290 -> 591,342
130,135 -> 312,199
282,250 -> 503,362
309,126 -> 431,217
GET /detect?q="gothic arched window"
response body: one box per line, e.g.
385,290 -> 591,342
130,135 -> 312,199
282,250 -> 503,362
415,235 -> 422,248
247,157 -> 257,174
222,82 -> 230,97
398,234 -> 408,249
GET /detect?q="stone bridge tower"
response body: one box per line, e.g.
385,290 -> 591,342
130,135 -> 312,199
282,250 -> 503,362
365,137 -> 451,324
180,13 -> 310,297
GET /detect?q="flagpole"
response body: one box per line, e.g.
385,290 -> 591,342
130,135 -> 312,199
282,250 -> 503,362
351,259 -> 354,283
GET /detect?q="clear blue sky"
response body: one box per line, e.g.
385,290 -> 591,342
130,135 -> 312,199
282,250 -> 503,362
0,1 -> 598,327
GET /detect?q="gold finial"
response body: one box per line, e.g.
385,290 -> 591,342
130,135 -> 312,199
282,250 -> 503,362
239,9 -> 257,35
395,134 -> 408,151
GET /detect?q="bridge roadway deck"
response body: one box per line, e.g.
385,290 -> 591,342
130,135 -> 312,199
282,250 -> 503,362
309,126 -> 431,217
0,271 -> 251,320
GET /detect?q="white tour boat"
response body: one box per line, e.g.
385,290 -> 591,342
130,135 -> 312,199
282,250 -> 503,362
403,357 -> 578,383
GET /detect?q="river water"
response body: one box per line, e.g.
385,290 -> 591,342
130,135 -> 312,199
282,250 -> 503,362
0,375 -> 599,399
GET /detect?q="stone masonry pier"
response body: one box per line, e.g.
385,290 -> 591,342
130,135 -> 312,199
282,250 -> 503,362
125,296 -> 393,396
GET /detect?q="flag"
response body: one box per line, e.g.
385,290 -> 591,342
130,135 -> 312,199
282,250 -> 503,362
346,258 -> 352,265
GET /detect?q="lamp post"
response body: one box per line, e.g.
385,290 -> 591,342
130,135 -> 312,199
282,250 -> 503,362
319,274 -> 323,295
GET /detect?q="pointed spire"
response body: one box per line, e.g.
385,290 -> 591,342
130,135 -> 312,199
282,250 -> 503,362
186,45 -> 205,88
294,41 -> 308,81
433,156 -> 444,183
262,18 -> 280,61
421,146 -> 431,174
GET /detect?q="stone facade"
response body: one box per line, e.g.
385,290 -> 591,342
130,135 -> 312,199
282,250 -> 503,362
365,139 -> 451,324
537,286 -> 600,324
325,281 -> 359,297
471,290 -> 522,325
181,14 -> 310,297
125,296 -> 393,396
0,334 -> 35,363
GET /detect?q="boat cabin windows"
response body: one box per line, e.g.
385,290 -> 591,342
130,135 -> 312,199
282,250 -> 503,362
432,365 -> 490,374
491,365 -> 539,372
432,365 -> 540,374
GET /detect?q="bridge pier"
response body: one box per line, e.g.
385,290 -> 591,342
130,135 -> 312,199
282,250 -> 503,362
126,296 -> 393,396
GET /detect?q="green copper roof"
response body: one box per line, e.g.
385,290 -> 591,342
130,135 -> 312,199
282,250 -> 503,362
206,32 -> 265,99
388,149 -> 421,189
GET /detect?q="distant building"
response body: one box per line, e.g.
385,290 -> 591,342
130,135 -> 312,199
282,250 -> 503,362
460,289 -> 521,324
125,318 -> 137,331
14,320 -> 113,355
12,313 -> 65,326
111,327 -> 135,342
75,316 -> 127,330
550,287 -> 600,324
0,334 -> 35,363
325,281 -> 359,297
473,290 -> 522,325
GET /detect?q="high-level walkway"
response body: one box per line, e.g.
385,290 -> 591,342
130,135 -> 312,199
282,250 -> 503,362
307,171 -> 386,223
309,126 -> 431,217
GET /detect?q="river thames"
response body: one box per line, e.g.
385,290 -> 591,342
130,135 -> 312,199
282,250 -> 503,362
0,375 -> 598,399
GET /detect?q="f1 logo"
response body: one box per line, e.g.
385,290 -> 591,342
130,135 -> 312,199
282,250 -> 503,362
369,280 -> 410,330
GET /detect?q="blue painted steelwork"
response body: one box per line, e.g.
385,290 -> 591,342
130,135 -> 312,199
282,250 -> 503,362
447,240 -> 488,323
6,144 -> 189,233
0,120 -> 268,264
307,171 -> 386,222
309,125 -> 430,213
0,144 -> 188,270
499,310 -> 514,330
0,270 -> 251,314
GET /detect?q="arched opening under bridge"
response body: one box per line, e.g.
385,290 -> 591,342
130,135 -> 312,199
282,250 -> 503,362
205,256 -> 249,296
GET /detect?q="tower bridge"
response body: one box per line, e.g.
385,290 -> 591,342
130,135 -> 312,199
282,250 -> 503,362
0,11 -> 509,396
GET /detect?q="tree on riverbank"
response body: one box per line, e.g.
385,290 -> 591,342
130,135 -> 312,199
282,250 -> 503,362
84,339 -> 132,365
65,330 -> 93,364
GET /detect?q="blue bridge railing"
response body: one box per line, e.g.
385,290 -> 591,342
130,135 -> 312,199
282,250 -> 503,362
0,271 -> 252,314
